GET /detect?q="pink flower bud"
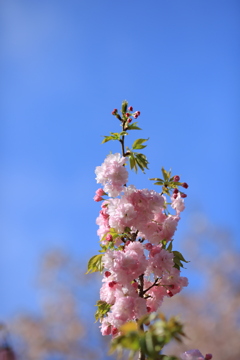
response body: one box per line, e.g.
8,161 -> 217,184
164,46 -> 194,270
144,243 -> 153,251
182,182 -> 189,189
93,194 -> 104,202
173,175 -> 180,182
205,355 -> 212,360
108,281 -> 117,288
125,113 -> 130,117
136,111 -> 140,116
125,240 -> 131,246
133,114 -> 138,119
112,108 -> 117,115
105,271 -> 111,277
147,306 -> 151,313
173,188 -> 179,194
167,290 -> 174,297
181,193 -> 187,198
128,106 -> 133,111
127,118 -> 132,123
106,234 -> 113,242
172,193 -> 178,199
96,188 -> 105,196
112,327 -> 118,336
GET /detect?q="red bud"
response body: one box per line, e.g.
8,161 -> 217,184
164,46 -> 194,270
205,355 -> 212,360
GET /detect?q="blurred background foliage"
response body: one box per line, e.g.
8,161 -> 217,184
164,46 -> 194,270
1,213 -> 239,360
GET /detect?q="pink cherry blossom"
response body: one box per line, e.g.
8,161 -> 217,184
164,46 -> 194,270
100,318 -> 112,336
146,245 -> 174,277
171,192 -> 185,214
161,267 -> 188,296
110,296 -> 135,328
102,242 -> 148,285
100,281 -> 121,305
95,153 -> 128,197
161,215 -> 179,240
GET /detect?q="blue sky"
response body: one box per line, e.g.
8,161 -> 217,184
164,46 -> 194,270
1,0 -> 239,320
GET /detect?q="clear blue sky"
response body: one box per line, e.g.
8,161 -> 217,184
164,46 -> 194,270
1,0 -> 239,319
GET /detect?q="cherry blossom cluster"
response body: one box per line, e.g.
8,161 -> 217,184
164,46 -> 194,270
94,152 -> 188,337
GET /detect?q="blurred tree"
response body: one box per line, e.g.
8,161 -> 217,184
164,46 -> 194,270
7,214 -> 240,360
0,324 -> 16,360
162,213 -> 240,360
9,249 -> 100,360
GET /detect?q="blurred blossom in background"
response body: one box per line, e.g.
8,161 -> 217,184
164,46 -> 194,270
0,0 -> 239,359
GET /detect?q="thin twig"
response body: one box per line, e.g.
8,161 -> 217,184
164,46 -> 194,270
143,278 -> 159,295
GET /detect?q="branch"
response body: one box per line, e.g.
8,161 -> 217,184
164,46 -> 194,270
143,278 -> 159,295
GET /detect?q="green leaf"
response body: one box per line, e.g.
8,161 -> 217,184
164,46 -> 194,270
172,251 -> 189,263
173,256 -> 183,270
119,131 -> 128,136
154,181 -> 164,185
110,333 -> 140,354
135,153 -> 149,171
121,100 -> 128,114
127,122 -> 142,130
167,241 -> 173,252
149,178 -> 163,181
109,227 -> 119,240
145,331 -> 155,356
101,132 -> 121,144
161,240 -> 167,249
128,151 -> 149,173
95,300 -> 111,321
161,167 -> 171,181
162,187 -> 170,196
132,138 -> 149,150
101,136 -> 115,144
129,153 -> 138,172
120,321 -> 138,334
86,254 -> 103,274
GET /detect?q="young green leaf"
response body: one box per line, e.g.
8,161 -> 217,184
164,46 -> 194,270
167,241 -> 173,252
135,153 -> 149,171
154,181 -> 164,185
127,122 -> 142,130
86,254 -> 103,274
149,178 -> 163,181
132,138 -> 149,150
172,251 -> 189,263
129,153 -> 138,172
95,300 -> 111,321
162,167 -> 171,181
101,132 -> 121,144
101,136 -> 115,144
119,131 -> 128,136
121,100 -> 128,114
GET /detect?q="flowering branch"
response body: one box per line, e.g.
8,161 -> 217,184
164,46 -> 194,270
88,100 -> 212,360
